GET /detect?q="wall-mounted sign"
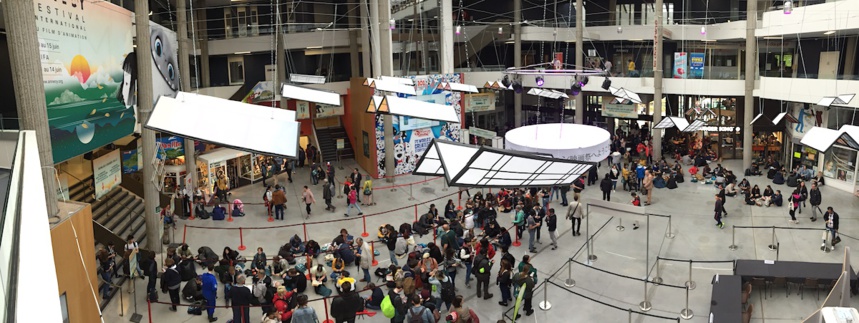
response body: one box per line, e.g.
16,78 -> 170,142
296,101 -> 311,119
464,93 -> 496,113
602,104 -> 639,119
690,53 -> 705,78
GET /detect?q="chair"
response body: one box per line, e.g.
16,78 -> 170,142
741,282 -> 752,306
800,278 -> 820,300
742,303 -> 754,323
750,277 -> 767,299
768,277 -> 790,298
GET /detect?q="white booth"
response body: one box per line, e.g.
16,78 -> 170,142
196,148 -> 251,195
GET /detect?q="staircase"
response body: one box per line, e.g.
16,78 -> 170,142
454,25 -> 509,69
315,126 -> 354,163
66,178 -> 148,310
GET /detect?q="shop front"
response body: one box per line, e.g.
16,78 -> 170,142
196,148 -> 251,198
821,145 -> 859,195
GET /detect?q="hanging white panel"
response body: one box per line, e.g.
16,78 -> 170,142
800,127 -> 843,152
384,95 -> 461,123
281,84 -> 341,106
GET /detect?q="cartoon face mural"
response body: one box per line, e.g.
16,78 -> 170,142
150,25 -> 179,100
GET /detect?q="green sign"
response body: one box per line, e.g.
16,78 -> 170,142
469,127 -> 496,140
602,103 -> 639,119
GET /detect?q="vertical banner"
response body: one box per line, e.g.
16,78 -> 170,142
673,52 -> 688,79
121,149 -> 140,173
93,149 -> 122,199
35,1 -> 135,163
296,101 -> 311,119
553,52 -> 564,69
690,53 -> 705,78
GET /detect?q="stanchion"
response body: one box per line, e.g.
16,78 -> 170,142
414,205 -> 418,222
408,183 -> 415,201
322,298 -> 334,323
628,308 -> 633,323
822,230 -> 832,252
564,259 -> 575,287
227,203 -> 234,222
512,226 -> 521,247
728,226 -> 738,250
665,215 -> 675,239
424,176 -> 428,185
433,229 -> 437,245
267,204 -> 274,222
457,191 -> 462,210
652,258 -> 663,284
616,218 -> 625,231
237,227 -> 247,251
146,300 -> 151,323
539,279 -> 552,310
768,226 -> 778,251
371,241 -> 378,266
684,260 -> 695,290
586,213 -> 597,264
189,201 -> 195,220
639,280 -> 651,312
337,183 -> 343,198
680,286 -> 694,319
182,224 -> 187,244
442,179 -> 448,191
303,223 -> 308,242
361,215 -> 370,237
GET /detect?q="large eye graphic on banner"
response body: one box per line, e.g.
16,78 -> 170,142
150,26 -> 179,97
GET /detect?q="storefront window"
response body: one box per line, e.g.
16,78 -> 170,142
823,146 -> 857,183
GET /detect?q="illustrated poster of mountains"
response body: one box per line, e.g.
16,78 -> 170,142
35,0 -> 135,163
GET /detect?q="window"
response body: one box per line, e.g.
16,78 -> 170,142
823,146 -> 856,182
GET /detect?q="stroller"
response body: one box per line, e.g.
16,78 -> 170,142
231,199 -> 245,217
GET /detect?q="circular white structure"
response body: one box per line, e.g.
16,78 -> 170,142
505,123 -> 611,162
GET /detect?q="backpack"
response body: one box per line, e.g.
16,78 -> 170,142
440,280 -> 455,303
187,300 -> 204,315
408,307 -> 427,323
381,295 -> 396,318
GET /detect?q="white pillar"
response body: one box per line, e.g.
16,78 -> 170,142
513,0 -> 523,127
378,0 -> 396,181
360,0 -> 373,77
439,0 -> 454,73
574,0 -> 584,125
743,0 -> 756,169
652,0 -> 664,161
370,0 -> 383,77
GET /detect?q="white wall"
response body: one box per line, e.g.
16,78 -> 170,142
757,0 -> 859,37
755,77 -> 859,108
205,30 -> 351,56
519,21 -> 747,43
194,85 -> 243,99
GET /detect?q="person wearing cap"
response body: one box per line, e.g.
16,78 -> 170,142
322,178 -> 335,212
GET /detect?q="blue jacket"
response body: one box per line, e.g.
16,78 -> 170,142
636,165 -> 646,179
201,272 -> 218,299
338,243 -> 356,264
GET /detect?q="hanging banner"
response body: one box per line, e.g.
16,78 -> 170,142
397,94 -> 445,131
157,136 -> 185,160
673,52 -> 688,79
242,81 -> 275,103
464,93 -> 496,112
314,97 -> 345,118
36,0 -> 135,163
296,101 -> 311,119
603,104 -> 639,119
93,149 -> 122,199
553,52 -> 564,69
121,149 -> 140,173
690,53 -> 705,78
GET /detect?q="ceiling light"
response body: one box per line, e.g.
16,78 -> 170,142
234,51 -> 251,54
407,18 -> 414,22
628,39 -> 643,41
783,0 -> 793,14
305,46 -> 323,49
763,36 -> 783,40
535,76 -> 544,87
389,19 -> 396,30
501,75 -> 511,88
601,78 -> 612,90
824,30 -> 836,35
505,40 -> 515,44
456,25 -> 462,35
700,26 -> 706,35
702,39 -> 717,42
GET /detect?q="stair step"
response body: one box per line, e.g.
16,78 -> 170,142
93,190 -> 126,223
115,204 -> 145,238
102,194 -> 136,231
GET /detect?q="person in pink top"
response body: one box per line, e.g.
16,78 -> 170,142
345,184 -> 363,217
302,186 -> 316,217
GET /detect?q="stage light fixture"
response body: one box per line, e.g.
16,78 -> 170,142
456,25 -> 462,35
535,76 -> 544,87
700,26 -> 706,35
501,75 -> 511,88
498,27 -> 503,34
783,1 -> 792,14
512,79 -> 523,93
581,76 -> 589,86
601,78 -> 612,90
571,81 -> 582,96
390,19 -> 396,30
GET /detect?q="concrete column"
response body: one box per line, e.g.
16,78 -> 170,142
2,0 -> 59,219
276,2 -> 287,112
574,0 -> 584,125
359,0 -> 372,77
177,0 -> 197,194
349,3 -> 361,78
439,0 -> 454,73
743,0 -> 757,169
370,0 -> 382,77
513,0 -> 523,127
378,0 -> 396,181
652,0 -> 663,161
135,0 -> 161,250
197,1 -> 210,88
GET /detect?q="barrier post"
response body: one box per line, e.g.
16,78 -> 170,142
303,223 -> 308,242
408,183 -> 415,201
652,258 -> 663,284
616,218 -> 625,231
442,179 -> 448,192
512,226 -> 521,247
639,279 -> 651,311
680,286 -> 694,319
457,191 -> 462,210
433,228 -> 437,245
371,241 -> 378,266
227,203 -> 234,222
628,308 -> 633,323
182,224 -> 187,245
728,226 -> 738,250
361,215 -> 370,237
665,215 -> 675,239
539,279 -> 552,310
684,260 -> 696,290
768,226 -> 778,251
424,176 -> 428,185
564,258 -> 575,287
189,201 -> 195,220
267,203 -> 274,222
414,205 -> 418,222
322,298 -> 334,323
238,227 -> 247,251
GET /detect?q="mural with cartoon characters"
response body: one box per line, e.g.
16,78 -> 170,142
375,74 -> 464,176
788,102 -> 823,140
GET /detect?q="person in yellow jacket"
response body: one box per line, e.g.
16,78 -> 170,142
362,178 -> 375,206
216,172 -> 229,202
622,166 -> 632,191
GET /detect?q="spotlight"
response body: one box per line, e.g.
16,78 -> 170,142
581,76 -> 589,86
617,26 -> 622,34
601,78 -> 612,90
783,0 -> 792,14
498,27 -> 503,35
501,75 -> 511,88
535,76 -> 544,87
512,80 -> 523,93
571,81 -> 582,96
390,19 -> 396,30
456,25 -> 462,35
700,26 -> 706,35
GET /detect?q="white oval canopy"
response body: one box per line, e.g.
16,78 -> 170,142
505,123 -> 611,162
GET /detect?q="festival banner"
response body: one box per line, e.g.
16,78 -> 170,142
690,52 -> 705,78
673,52 -> 688,79
93,149 -> 122,199
602,103 -> 639,119
121,148 -> 141,173
35,0 -> 135,163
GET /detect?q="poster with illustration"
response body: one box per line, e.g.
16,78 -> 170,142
673,52 -> 687,79
375,74 -> 463,176
35,0 -> 135,163
788,102 -> 823,140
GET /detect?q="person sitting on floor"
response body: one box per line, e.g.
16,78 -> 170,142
772,190 -> 784,207
666,173 -> 678,189
725,182 -> 738,197
786,171 -> 799,187
773,169 -> 786,185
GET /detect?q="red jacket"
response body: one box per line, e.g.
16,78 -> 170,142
272,291 -> 294,321
474,243 -> 495,259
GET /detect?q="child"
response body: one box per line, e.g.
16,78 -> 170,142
630,192 -> 641,230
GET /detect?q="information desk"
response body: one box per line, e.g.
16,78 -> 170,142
709,275 -> 743,323
734,260 -> 858,293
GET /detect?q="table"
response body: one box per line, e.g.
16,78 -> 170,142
709,275 -> 743,323
734,260 -> 858,294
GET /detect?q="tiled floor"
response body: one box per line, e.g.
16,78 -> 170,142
100,159 -> 859,322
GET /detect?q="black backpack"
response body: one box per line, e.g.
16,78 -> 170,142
440,280 -> 455,303
408,307 -> 427,323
